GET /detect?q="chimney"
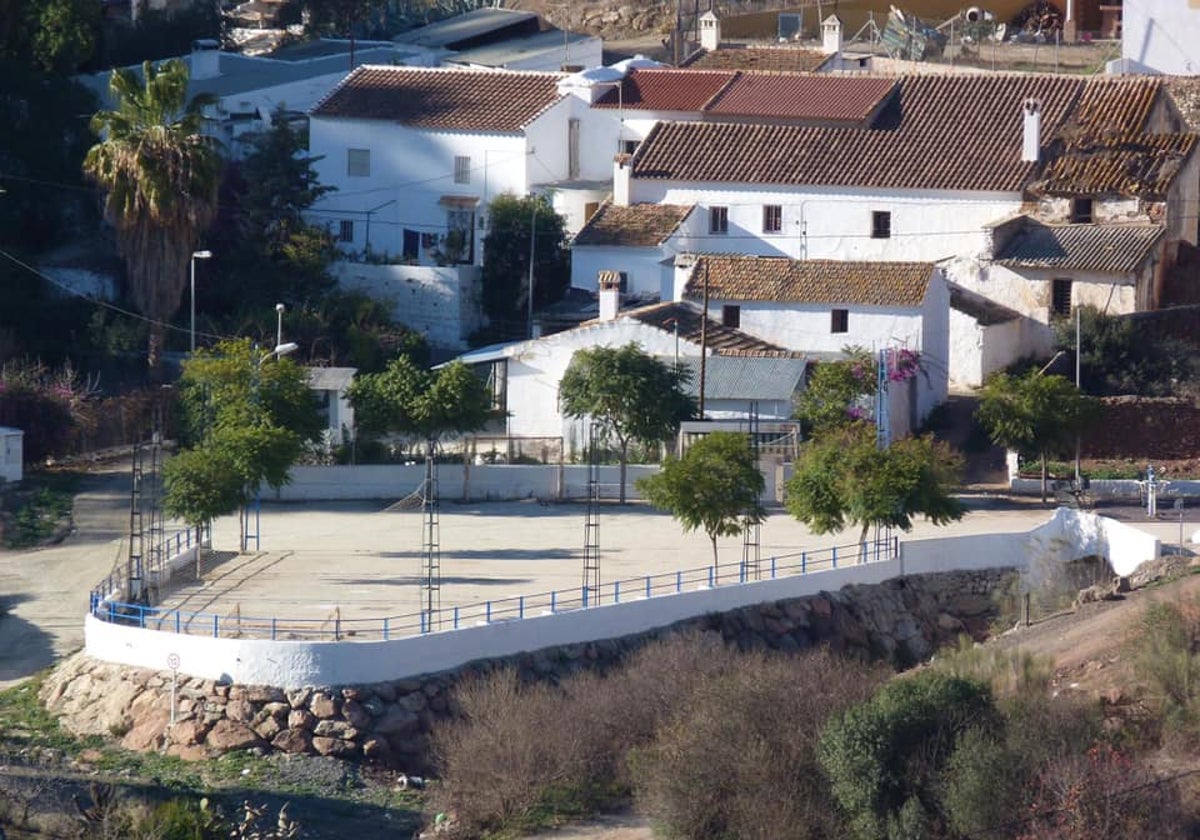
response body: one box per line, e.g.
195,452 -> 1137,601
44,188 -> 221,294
598,271 -> 621,320
821,15 -> 843,55
1022,98 -> 1041,163
613,154 -> 632,206
672,254 -> 697,302
191,38 -> 220,81
699,10 -> 721,52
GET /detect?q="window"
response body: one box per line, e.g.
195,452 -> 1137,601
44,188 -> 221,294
402,229 -> 419,261
871,210 -> 891,239
622,139 -> 640,155
1070,198 -> 1093,223
709,206 -> 728,234
347,148 -> 370,177
722,304 -> 741,328
454,155 -> 471,184
1052,278 -> 1072,318
338,220 -> 354,243
583,201 -> 600,223
762,205 -> 782,234
568,119 -> 580,179
831,308 -> 849,333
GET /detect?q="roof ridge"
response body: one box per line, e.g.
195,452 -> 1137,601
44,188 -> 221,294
699,69 -> 743,111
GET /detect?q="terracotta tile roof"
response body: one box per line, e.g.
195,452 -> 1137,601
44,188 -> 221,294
705,75 -> 897,124
994,219 -> 1164,274
1033,133 -> 1197,198
632,74 -> 1087,191
594,69 -> 736,112
615,301 -> 796,356
682,256 -> 933,307
311,65 -> 563,131
573,201 -> 695,247
681,46 -> 832,73
1070,76 -> 1162,134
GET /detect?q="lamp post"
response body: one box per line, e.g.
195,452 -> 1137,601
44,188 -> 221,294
275,302 -> 285,350
242,341 -> 299,551
528,200 -> 538,340
190,250 -> 212,353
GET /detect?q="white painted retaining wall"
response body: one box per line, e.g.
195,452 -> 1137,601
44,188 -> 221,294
275,464 -> 660,502
1010,477 -> 1200,500
85,509 -> 1157,688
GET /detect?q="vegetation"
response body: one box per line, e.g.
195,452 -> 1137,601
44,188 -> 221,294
83,58 -> 222,374
559,343 -> 696,503
793,346 -> 877,434
637,431 -> 765,568
976,370 -> 1100,502
785,423 -> 965,545
1055,306 -> 1196,397
163,339 -> 322,545
480,194 -> 570,339
0,359 -> 94,464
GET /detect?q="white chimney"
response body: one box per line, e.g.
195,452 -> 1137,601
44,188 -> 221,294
613,154 -> 631,206
598,272 -> 621,320
699,10 -> 721,51
672,254 -> 697,302
191,38 -> 220,81
821,15 -> 843,55
1022,98 -> 1041,163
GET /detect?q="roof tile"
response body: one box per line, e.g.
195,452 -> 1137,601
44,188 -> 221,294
609,301 -> 796,355
704,74 -> 897,124
681,46 -> 832,73
573,201 -> 694,247
595,69 -> 737,112
311,65 -> 563,131
994,218 -> 1164,273
682,256 -> 934,308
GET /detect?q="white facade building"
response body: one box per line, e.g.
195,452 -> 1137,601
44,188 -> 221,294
1120,0 -> 1200,75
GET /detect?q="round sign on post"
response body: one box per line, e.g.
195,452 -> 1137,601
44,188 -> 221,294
167,652 -> 180,671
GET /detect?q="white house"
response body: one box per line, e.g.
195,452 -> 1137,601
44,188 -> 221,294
1119,0 -> 1200,75
570,200 -> 701,299
675,254 -> 948,433
306,367 -> 356,445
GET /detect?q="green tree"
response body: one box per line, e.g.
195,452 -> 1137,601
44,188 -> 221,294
481,193 -> 569,338
818,670 -> 995,840
976,370 -> 1100,502
164,339 -> 322,547
83,58 -> 222,374
794,346 -> 876,434
1055,305 -> 1194,397
559,344 -> 697,503
637,432 -> 764,568
347,356 -> 493,452
785,424 -> 965,546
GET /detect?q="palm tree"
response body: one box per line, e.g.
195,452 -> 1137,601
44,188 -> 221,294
84,59 -> 222,374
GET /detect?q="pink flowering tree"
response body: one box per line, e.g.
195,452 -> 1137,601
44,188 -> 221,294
0,360 -> 95,463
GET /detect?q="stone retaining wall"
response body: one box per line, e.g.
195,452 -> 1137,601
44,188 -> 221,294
43,568 -> 1015,770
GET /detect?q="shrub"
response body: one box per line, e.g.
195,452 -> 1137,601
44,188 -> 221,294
632,647 -> 884,840
932,635 -> 1054,698
817,670 -> 994,839
1127,598 -> 1200,747
0,359 -> 94,463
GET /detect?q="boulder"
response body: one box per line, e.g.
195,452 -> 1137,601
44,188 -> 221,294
312,736 -> 358,758
255,716 -> 284,740
272,728 -> 312,754
287,709 -> 316,731
168,718 -> 210,747
205,719 -> 263,752
310,692 -> 339,719
167,743 -> 209,761
225,699 -> 255,723
121,708 -> 170,752
343,699 -> 371,729
286,687 -> 313,709
362,735 -> 392,762
314,719 -> 359,739
373,707 -> 421,737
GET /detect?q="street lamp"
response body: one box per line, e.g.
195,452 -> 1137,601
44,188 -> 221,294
190,250 -> 213,353
275,302 -> 286,351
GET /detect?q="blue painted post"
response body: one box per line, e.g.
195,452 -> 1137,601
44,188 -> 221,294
383,618 -> 389,640
860,542 -> 866,564
708,566 -> 715,588
801,552 -> 806,574
676,571 -> 682,593
420,612 -> 427,635
614,581 -> 620,603
582,586 -> 588,609
272,617 -> 277,640
550,591 -> 557,613
175,611 -> 181,633
739,564 -> 745,584
645,576 -> 651,598
139,607 -> 145,629
832,546 -> 838,568
454,606 -> 460,629
212,614 -> 219,637
486,601 -> 492,623
519,596 -> 525,620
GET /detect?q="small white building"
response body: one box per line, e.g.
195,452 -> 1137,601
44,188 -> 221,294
0,427 -> 22,484
306,367 -> 356,444
570,200 -> 700,299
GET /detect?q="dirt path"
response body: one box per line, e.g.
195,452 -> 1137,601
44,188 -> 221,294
0,461 -> 132,689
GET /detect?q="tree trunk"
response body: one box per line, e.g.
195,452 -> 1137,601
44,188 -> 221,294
710,534 -> 719,579
1040,452 -> 1048,504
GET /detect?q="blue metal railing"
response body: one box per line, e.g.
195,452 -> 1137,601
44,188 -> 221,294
88,524 -> 210,612
88,534 -> 899,643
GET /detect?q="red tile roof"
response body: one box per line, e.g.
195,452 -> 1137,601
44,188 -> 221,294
594,69 -> 736,112
705,74 -> 897,124
682,256 -> 934,308
573,201 -> 695,247
632,74 -> 1088,192
681,46 -> 832,73
311,65 -> 563,131
1034,133 -> 1197,198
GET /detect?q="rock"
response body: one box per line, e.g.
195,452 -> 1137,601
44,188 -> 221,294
167,743 -> 209,761
314,719 -> 359,739
947,593 -> 994,617
272,728 -> 312,754
310,692 -> 339,719
937,613 -> 965,633
245,686 -> 286,704
262,701 -> 290,717
312,736 -> 358,758
373,682 -> 397,702
286,687 -> 313,709
374,707 -> 421,737
169,718 -> 210,747
121,708 -> 170,752
362,735 -> 392,761
255,716 -> 284,740
343,699 -> 371,729
287,709 -> 316,731
361,696 -> 386,717
397,692 -> 427,713
225,699 -> 255,723
341,686 -> 363,701
206,719 -> 264,752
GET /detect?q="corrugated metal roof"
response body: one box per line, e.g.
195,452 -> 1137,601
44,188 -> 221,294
573,201 -> 695,247
613,301 -> 797,356
311,65 -> 563,131
673,355 -> 809,401
393,8 -> 539,49
682,256 -> 933,308
994,219 -> 1164,273
307,366 -> 357,391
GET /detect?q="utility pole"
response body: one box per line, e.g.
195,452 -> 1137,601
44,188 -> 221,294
698,261 -> 709,417
1074,305 -> 1082,483
528,201 -> 537,340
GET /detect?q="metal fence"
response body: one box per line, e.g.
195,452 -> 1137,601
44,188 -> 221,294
89,524 -> 209,610
88,535 -> 899,642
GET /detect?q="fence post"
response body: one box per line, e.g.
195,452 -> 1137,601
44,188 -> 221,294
454,606 -> 460,629
486,601 -> 492,623
175,611 -> 181,634
614,580 -> 620,603
676,571 -> 682,593
272,617 -> 278,640
551,591 -> 557,613
212,614 -> 218,638
420,612 -> 427,635
860,542 -> 866,564
832,546 -> 838,569
708,566 -> 714,588
519,596 -> 525,620
800,552 -> 806,574
1023,592 -> 1031,627
645,576 -> 651,598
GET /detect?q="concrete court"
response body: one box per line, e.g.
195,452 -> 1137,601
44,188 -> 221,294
166,499 -> 1068,631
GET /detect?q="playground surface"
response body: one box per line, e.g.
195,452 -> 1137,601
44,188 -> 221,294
169,499 -> 1060,633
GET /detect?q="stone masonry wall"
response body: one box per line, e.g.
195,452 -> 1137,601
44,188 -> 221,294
41,568 -> 1015,771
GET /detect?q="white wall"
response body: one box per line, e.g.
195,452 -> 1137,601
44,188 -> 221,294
0,427 -> 22,483
84,509 -> 1158,688
702,299 -> 926,356
627,181 -> 1018,263
1122,0 -> 1200,75
948,307 -> 1027,388
332,262 -> 483,350
571,245 -> 668,298
950,258 -> 1142,326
